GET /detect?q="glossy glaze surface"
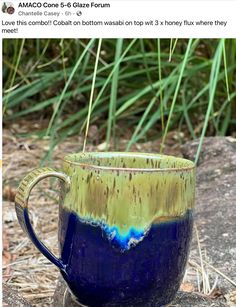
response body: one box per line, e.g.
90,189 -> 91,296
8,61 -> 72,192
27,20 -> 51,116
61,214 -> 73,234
15,152 -> 195,306
62,153 -> 195,236
59,208 -> 193,307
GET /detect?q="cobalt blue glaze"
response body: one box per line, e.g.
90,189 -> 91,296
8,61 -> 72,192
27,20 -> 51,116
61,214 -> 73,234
58,208 -> 193,307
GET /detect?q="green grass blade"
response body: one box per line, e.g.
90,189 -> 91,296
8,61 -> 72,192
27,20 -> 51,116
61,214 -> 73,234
3,39 -> 25,115
83,39 -> 102,152
223,39 -> 231,102
139,39 -> 155,95
169,39 -> 178,62
80,39 -> 138,132
106,39 -> 123,149
60,39 -> 67,82
195,39 -> 224,164
160,39 -> 193,152
220,105 -> 231,135
157,39 -> 164,130
126,75 -> 182,148
181,79 -> 196,139
169,39 -> 173,62
46,38 -> 96,136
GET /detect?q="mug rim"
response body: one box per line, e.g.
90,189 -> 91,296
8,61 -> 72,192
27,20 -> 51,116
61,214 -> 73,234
63,152 -> 195,173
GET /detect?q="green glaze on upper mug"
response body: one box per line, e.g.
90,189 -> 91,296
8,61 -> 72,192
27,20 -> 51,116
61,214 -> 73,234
61,152 -> 195,243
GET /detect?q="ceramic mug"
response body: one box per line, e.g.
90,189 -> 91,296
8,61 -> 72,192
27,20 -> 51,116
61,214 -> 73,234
15,152 -> 195,306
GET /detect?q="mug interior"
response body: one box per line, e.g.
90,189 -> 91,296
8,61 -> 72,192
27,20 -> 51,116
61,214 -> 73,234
64,152 -> 194,171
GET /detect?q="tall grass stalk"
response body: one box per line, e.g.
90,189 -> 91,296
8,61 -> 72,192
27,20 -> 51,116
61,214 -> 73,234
46,39 -> 95,136
80,39 -> 137,132
195,40 -> 224,164
139,39 -> 155,95
83,39 -> 102,152
169,39 -> 173,62
106,39 -> 123,149
157,39 -> 164,130
169,39 -> 178,62
5,40 -> 20,89
3,39 -> 25,115
60,39 -> 67,83
160,39 -> 193,153
126,66 -> 179,150
181,78 -> 196,139
222,39 -> 230,102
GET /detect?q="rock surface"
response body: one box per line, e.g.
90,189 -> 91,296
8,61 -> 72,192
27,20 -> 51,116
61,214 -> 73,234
53,284 -> 228,307
182,137 -> 236,289
3,283 -> 31,307
52,137 -> 236,306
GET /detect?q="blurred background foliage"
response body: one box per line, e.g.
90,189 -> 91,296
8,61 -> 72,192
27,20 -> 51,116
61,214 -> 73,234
2,39 -> 236,160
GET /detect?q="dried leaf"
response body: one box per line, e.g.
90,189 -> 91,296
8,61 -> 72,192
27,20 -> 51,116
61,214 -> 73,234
3,185 -> 16,202
209,288 -> 223,299
180,282 -> 195,292
97,142 -> 107,151
225,290 -> 236,307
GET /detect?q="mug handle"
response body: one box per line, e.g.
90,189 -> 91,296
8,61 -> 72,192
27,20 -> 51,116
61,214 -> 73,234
15,167 -> 70,271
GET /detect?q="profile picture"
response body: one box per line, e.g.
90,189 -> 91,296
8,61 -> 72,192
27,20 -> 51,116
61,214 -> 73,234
2,2 -> 15,14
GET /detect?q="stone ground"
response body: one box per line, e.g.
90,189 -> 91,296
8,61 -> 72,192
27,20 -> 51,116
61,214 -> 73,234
182,137 -> 236,288
180,137 -> 236,306
3,136 -> 236,306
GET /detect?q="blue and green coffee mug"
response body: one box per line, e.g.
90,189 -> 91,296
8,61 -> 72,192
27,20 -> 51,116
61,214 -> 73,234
15,152 -> 195,306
